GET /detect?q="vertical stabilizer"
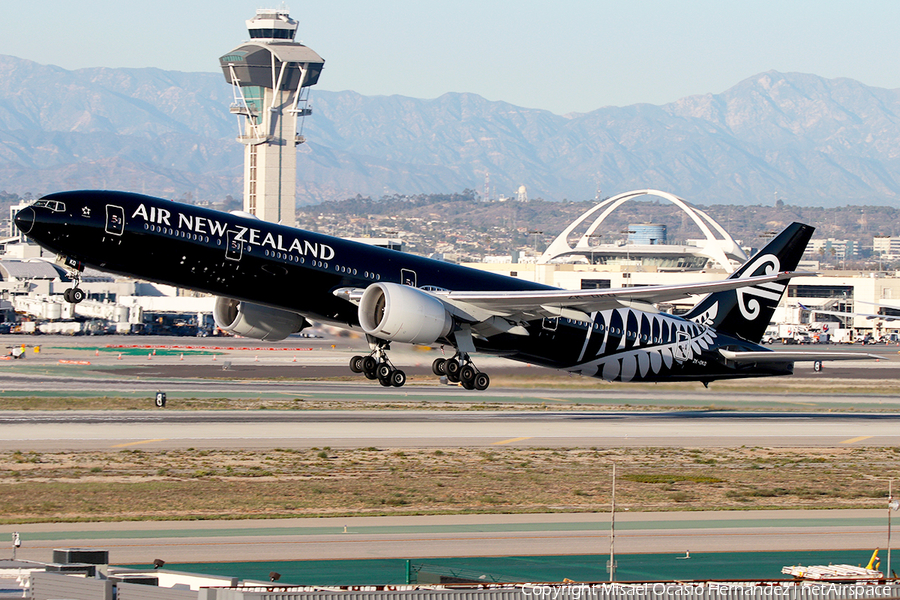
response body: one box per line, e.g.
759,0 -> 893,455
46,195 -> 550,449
684,222 -> 814,342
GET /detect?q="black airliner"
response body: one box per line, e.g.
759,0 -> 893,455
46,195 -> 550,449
15,190 -> 873,390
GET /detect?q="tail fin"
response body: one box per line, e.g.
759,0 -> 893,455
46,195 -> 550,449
866,549 -> 880,571
684,222 -> 814,342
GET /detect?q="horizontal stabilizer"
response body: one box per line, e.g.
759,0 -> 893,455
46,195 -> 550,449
719,350 -> 882,363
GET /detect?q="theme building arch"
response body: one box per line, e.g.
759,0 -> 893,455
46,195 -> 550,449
538,189 -> 747,271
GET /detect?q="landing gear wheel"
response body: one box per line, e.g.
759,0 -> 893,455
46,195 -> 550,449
349,356 -> 364,373
461,378 -> 475,390
364,370 -> 378,380
445,359 -> 461,382
390,369 -> 406,387
362,356 -> 377,375
460,365 -> 477,384
376,363 -> 392,380
70,288 -> 86,303
378,376 -> 393,387
63,288 -> 73,303
473,372 -> 490,391
432,358 -> 446,376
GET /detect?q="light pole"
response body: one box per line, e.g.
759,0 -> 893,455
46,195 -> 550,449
890,478 -> 899,578
608,463 -> 617,582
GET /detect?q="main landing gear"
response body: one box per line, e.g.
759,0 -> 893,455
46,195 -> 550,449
347,345 -> 491,391
349,344 -> 407,388
432,354 -> 490,391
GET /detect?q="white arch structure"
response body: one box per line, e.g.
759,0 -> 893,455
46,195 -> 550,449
538,189 -> 747,270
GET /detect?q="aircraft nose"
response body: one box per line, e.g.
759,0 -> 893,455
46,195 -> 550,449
14,206 -> 35,235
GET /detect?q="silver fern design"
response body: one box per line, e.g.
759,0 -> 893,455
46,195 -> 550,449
570,307 -> 718,382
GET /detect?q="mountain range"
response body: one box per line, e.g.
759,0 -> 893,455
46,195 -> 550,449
3,54 -> 900,207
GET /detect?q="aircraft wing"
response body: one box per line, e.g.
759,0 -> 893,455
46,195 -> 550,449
337,271 -> 808,323
431,271 -> 807,322
719,349 -> 882,363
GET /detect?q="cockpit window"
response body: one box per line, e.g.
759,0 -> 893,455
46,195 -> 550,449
32,200 -> 66,212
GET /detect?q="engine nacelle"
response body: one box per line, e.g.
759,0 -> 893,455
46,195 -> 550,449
213,297 -> 307,342
358,282 -> 452,344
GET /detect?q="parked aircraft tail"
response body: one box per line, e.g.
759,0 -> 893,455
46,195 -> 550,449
684,222 -> 814,343
866,549 -> 880,571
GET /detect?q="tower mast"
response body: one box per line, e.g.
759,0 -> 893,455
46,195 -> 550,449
219,9 -> 325,225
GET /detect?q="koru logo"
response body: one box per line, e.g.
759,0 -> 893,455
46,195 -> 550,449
735,254 -> 784,321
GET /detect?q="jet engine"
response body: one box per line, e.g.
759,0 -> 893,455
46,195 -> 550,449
213,297 -> 308,342
358,282 -> 452,344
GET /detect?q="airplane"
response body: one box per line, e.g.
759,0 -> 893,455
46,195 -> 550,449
14,190 -> 878,390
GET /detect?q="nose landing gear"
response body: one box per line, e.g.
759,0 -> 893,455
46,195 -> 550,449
63,287 -> 86,304
60,256 -> 86,304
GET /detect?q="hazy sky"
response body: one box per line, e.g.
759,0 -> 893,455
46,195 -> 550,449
5,0 -> 900,115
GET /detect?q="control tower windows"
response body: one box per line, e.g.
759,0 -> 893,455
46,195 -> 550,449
249,28 -> 294,39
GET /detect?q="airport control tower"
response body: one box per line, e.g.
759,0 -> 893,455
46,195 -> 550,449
220,9 -> 324,225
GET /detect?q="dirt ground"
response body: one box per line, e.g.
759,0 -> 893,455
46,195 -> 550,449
0,445 -> 896,523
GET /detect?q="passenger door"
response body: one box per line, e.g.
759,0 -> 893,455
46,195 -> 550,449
105,205 -> 125,236
226,230 -> 242,261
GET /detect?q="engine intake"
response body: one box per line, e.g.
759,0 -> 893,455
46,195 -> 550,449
358,282 -> 452,344
213,297 -> 307,341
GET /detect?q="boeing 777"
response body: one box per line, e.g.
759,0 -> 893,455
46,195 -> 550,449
15,190 -> 875,390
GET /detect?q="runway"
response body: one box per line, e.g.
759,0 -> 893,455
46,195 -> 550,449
0,509 -> 886,565
1,408 -> 899,450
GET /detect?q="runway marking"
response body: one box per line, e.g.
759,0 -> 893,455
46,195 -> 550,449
839,436 -> 873,445
492,437 -> 533,445
110,439 -> 169,448
538,397 -> 569,402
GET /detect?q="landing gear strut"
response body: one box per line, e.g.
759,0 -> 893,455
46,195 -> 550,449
432,353 -> 490,390
349,341 -> 407,388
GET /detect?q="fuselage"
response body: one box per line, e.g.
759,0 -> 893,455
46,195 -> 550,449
17,190 -> 789,383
